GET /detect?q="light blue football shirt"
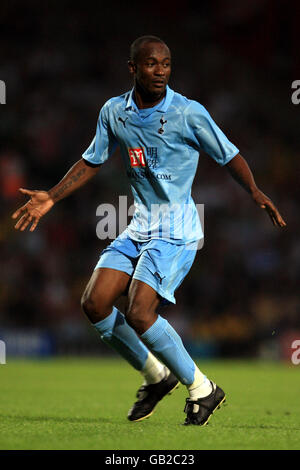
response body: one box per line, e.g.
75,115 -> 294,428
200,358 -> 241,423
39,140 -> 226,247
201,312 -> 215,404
82,85 -> 239,244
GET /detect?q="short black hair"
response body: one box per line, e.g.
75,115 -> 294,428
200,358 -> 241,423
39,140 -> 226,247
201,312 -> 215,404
129,35 -> 168,62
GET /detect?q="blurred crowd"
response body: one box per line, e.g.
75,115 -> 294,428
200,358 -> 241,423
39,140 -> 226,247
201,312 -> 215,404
1,0 -> 299,357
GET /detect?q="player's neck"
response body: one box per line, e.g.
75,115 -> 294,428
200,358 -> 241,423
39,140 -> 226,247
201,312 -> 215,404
133,83 -> 166,109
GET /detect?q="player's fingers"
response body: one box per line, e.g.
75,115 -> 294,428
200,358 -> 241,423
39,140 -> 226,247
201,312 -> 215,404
267,208 -> 281,227
29,217 -> 40,232
273,210 -> 287,227
12,205 -> 27,219
19,188 -> 35,196
264,202 -> 286,228
266,210 -> 279,227
272,212 -> 286,227
19,215 -> 34,232
14,214 -> 28,230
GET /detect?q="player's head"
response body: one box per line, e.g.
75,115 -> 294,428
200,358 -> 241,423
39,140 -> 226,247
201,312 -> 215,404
128,35 -> 171,99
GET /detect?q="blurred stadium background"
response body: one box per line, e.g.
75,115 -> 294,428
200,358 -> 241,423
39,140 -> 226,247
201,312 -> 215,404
0,0 -> 299,364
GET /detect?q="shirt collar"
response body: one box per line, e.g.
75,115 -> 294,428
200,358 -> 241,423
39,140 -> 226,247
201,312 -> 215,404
125,85 -> 174,113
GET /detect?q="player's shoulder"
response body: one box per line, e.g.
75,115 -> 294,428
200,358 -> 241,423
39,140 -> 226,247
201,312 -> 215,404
100,91 -> 131,114
171,91 -> 208,116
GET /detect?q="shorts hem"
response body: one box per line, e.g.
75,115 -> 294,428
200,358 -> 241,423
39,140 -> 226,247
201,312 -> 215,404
94,263 -> 133,277
132,273 -> 176,305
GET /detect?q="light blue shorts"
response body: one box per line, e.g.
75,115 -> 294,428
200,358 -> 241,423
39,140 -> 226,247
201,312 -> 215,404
95,235 -> 198,304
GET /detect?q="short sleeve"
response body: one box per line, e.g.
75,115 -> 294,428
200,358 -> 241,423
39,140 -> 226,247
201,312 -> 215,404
184,101 -> 239,166
82,102 -> 118,165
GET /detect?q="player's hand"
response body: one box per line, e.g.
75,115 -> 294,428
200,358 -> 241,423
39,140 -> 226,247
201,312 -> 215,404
251,189 -> 286,228
12,188 -> 54,232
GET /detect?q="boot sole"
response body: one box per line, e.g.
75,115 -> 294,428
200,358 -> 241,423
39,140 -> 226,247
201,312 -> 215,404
200,395 -> 227,426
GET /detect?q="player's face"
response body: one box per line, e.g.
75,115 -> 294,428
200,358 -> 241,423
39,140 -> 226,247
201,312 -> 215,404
130,42 -> 171,98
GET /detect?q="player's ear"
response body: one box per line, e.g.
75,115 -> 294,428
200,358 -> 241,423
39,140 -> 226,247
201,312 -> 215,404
128,60 -> 137,75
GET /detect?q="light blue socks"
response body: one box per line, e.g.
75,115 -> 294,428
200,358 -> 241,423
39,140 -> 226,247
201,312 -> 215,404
141,315 -> 195,385
93,309 -> 199,389
93,307 -> 148,371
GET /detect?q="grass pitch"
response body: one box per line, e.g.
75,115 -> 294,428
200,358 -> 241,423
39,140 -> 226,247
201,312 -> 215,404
0,358 -> 299,450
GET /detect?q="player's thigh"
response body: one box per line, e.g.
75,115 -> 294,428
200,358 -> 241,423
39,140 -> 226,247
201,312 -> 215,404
81,267 -> 131,318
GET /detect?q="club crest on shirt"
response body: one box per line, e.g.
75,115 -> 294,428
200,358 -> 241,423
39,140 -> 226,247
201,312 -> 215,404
128,148 -> 146,167
158,117 -> 167,134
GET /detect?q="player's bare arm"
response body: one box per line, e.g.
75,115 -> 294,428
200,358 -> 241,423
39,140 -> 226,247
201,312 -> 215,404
12,158 -> 99,232
225,153 -> 286,228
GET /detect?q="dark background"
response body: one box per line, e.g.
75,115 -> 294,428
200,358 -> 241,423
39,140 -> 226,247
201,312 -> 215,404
0,0 -> 299,360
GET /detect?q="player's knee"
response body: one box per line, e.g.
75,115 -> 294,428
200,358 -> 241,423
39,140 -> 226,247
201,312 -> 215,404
125,302 -> 154,334
81,291 -> 95,318
81,290 -> 109,322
